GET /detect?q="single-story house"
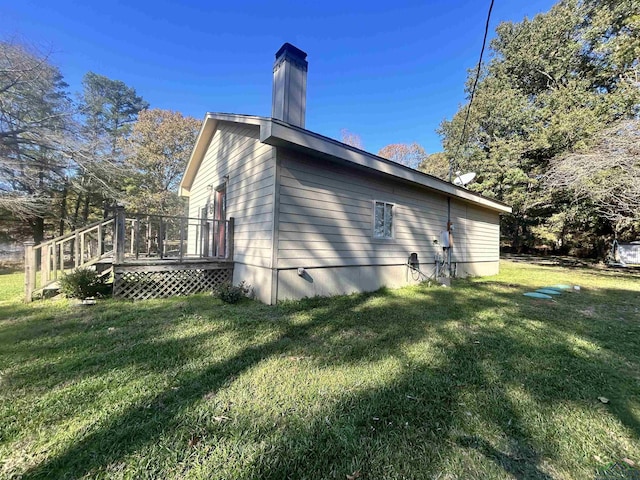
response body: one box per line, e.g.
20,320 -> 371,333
179,43 -> 511,304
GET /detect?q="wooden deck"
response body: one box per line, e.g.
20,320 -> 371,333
113,259 -> 234,300
24,209 -> 236,301
102,255 -> 233,269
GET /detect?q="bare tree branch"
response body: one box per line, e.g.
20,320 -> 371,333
546,120 -> 640,227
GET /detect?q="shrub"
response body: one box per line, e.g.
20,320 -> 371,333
59,267 -> 110,299
213,281 -> 252,304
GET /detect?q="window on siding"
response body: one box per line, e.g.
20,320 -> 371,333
374,201 -> 393,239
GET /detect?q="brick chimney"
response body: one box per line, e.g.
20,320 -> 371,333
272,43 -> 308,128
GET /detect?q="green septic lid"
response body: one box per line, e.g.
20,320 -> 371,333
536,289 -> 562,295
524,292 -> 552,299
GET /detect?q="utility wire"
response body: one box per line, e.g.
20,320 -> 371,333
449,0 -> 495,182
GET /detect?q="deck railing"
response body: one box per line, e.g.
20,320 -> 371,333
24,207 -> 234,301
24,216 -> 117,301
119,211 -> 234,262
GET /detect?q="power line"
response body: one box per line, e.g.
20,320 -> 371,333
449,0 -> 495,182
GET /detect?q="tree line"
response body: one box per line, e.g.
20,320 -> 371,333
0,40 -> 200,245
439,0 -> 639,256
4,0 -> 638,258
376,0 -> 639,257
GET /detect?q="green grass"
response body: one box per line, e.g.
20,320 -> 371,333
0,267 -> 24,305
1,260 -> 639,479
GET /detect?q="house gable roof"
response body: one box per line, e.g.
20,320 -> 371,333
179,114 -> 266,196
179,113 -> 512,214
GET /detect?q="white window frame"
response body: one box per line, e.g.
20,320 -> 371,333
372,200 -> 394,239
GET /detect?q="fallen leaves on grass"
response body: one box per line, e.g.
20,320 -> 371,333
598,396 -> 610,404
580,306 -> 596,317
346,471 -> 361,480
287,355 -> 307,362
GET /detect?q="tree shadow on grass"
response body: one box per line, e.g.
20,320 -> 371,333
502,254 -> 640,280
246,326 -> 561,479
457,436 -> 554,480
9,292 -> 388,476
248,290 -> 639,478
13,279 -> 640,479
15,287 -> 497,478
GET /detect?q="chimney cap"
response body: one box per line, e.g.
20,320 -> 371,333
275,42 -> 307,61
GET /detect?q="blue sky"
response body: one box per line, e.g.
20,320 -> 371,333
2,0 -> 557,154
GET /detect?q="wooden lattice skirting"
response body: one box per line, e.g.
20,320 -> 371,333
113,262 -> 233,300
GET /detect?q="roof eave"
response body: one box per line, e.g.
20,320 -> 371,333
181,113 -> 511,214
260,120 -> 512,214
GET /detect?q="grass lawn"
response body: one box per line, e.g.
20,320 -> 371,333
1,260 -> 639,479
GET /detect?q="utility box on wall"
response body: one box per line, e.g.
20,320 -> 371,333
439,230 -> 450,248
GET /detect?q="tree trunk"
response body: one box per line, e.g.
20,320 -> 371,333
59,183 -> 68,236
32,217 -> 45,244
72,191 -> 82,230
512,216 -> 521,253
82,192 -> 91,224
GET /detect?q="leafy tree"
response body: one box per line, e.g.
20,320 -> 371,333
440,0 -> 640,254
340,129 -> 364,149
377,142 -> 427,169
583,0 -> 640,89
74,72 -> 149,226
0,40 -> 73,241
122,109 -> 199,215
80,72 -> 149,156
546,119 -> 640,234
417,152 -> 450,180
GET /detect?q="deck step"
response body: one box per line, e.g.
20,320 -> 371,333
43,281 -> 61,291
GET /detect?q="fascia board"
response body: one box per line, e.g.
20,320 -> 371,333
179,116 -> 218,197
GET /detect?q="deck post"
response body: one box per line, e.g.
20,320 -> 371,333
158,217 -> 164,259
212,219 -> 218,258
59,240 -> 64,273
201,216 -> 209,258
227,217 -> 234,261
80,231 -> 85,265
130,219 -> 135,255
115,206 -> 126,264
24,241 -> 36,302
205,221 -> 211,257
146,217 -> 152,256
42,244 -> 51,284
135,218 -> 141,259
74,231 -> 80,267
97,223 -> 103,257
179,216 -> 186,262
52,241 -> 58,280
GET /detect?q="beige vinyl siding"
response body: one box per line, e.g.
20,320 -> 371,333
276,149 -> 500,271
276,149 -> 451,269
187,122 -> 275,268
450,202 -> 500,264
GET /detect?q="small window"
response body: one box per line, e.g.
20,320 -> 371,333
373,201 -> 393,239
